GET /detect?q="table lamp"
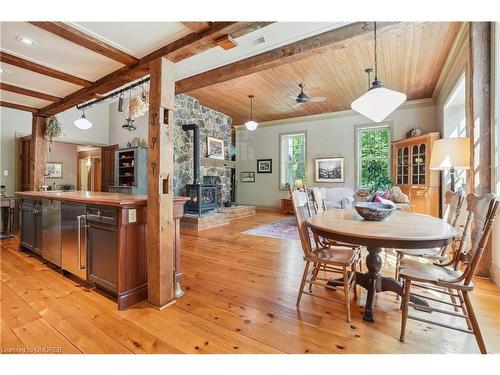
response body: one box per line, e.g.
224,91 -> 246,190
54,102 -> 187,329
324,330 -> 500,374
429,137 -> 470,192
293,179 -> 304,190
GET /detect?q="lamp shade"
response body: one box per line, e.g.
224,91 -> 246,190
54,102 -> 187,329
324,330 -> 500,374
245,120 -> 258,131
74,113 -> 92,130
429,138 -> 470,170
351,85 -> 407,123
293,179 -> 304,189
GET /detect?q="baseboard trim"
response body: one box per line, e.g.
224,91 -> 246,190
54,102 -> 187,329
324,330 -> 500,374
490,264 -> 500,287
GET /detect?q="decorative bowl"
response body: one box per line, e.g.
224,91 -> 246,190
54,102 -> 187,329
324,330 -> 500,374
354,202 -> 395,221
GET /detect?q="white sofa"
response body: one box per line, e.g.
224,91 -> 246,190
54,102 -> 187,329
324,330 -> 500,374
312,187 -> 354,209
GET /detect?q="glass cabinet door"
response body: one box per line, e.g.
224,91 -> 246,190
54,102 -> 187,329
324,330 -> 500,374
411,143 -> 427,185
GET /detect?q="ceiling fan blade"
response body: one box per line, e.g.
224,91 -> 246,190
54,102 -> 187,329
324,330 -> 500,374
286,94 -> 298,100
292,102 -> 305,109
308,96 -> 327,103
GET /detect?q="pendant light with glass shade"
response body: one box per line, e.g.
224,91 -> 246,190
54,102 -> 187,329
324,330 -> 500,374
351,22 -> 406,122
74,108 -> 93,130
244,95 -> 258,131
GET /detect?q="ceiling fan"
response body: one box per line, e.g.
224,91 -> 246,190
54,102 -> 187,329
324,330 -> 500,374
287,83 -> 327,109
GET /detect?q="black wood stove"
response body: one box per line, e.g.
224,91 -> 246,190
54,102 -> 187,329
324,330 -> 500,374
182,124 -> 218,215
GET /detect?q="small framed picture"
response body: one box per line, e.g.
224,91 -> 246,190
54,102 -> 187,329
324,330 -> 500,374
315,157 -> 344,183
240,171 -> 255,183
257,159 -> 272,173
46,162 -> 63,178
207,136 -> 224,160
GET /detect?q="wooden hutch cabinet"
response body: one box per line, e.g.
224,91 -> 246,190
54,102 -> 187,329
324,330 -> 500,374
392,132 -> 440,217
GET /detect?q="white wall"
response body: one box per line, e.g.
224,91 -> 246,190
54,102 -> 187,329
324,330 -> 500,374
56,105 -> 109,146
236,101 -> 437,207
491,22 -> 500,286
0,105 -> 109,196
108,98 -> 148,148
0,107 -> 32,195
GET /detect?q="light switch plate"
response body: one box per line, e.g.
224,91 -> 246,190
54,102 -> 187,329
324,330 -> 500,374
3,170 -> 8,176
128,208 -> 137,223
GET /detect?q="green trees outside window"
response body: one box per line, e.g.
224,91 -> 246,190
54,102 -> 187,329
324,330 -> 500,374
358,126 -> 392,192
280,133 -> 306,189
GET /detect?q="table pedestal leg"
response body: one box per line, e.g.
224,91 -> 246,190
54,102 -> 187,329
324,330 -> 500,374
352,247 -> 429,322
358,247 -> 382,321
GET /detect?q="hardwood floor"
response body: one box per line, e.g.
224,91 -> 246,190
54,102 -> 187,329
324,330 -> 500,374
1,210 -> 499,354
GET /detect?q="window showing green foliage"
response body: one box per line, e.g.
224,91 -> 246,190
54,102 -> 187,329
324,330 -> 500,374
280,133 -> 306,189
358,126 -> 392,192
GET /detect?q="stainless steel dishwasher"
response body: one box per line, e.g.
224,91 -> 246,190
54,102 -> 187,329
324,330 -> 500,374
61,201 -> 87,280
42,199 -> 61,266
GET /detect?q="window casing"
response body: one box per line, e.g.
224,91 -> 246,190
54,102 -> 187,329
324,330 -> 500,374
356,124 -> 392,189
279,132 -> 306,189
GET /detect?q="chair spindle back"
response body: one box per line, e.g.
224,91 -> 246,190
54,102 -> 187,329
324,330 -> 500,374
290,188 -> 314,258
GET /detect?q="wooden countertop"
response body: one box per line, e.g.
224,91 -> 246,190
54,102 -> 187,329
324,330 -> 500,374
16,191 -> 189,208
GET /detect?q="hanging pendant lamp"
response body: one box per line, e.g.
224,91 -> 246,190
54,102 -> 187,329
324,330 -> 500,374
351,22 -> 406,122
244,95 -> 258,131
74,108 -> 93,130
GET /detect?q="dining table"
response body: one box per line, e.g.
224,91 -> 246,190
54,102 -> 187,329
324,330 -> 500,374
307,208 -> 457,322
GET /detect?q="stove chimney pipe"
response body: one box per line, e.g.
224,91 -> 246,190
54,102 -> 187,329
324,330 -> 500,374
182,124 -> 200,185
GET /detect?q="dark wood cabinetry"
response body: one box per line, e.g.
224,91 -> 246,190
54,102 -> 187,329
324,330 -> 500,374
87,205 -> 119,294
17,191 -> 188,310
101,144 -> 119,192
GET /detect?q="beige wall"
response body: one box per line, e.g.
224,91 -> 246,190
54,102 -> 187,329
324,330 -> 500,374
236,100 -> 437,208
46,142 -> 79,190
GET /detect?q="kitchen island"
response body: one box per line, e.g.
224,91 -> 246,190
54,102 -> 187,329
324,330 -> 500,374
16,191 -> 189,310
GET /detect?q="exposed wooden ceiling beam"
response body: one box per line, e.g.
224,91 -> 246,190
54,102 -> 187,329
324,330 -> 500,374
0,82 -> 62,102
29,22 -> 138,65
0,51 -> 92,86
0,101 -> 39,113
38,22 -> 272,116
176,22 -> 401,93
181,22 -> 212,33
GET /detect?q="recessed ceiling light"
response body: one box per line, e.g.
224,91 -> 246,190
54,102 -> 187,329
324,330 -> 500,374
16,36 -> 35,45
253,36 -> 266,46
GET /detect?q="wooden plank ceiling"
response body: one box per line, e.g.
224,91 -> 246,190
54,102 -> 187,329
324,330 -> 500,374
184,22 -> 462,125
0,21 -> 271,115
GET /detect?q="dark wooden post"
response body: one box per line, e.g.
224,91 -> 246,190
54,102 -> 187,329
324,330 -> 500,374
147,57 -> 176,308
30,115 -> 47,191
468,22 -> 492,276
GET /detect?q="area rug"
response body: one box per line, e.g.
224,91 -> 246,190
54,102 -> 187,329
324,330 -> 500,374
243,216 -> 300,240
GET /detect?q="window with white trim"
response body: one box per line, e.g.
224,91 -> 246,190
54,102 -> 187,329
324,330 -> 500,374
356,124 -> 391,189
279,132 -> 306,189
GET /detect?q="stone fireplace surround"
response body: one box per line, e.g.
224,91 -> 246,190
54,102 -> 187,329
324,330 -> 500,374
173,94 -> 232,204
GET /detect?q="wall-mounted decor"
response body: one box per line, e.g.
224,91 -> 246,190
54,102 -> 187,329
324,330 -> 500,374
241,171 -> 255,183
46,162 -> 63,178
257,159 -> 272,173
207,136 -> 225,160
315,157 -> 344,183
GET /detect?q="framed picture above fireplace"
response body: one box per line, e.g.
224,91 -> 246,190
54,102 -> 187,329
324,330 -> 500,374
207,136 -> 225,160
257,159 -> 272,173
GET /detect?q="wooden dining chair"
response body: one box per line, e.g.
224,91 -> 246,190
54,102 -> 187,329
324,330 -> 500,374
290,188 -> 361,322
394,190 -> 465,299
399,193 -> 498,354
311,187 -> 327,214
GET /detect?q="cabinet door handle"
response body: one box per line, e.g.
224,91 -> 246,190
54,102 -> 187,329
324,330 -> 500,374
77,215 -> 86,270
